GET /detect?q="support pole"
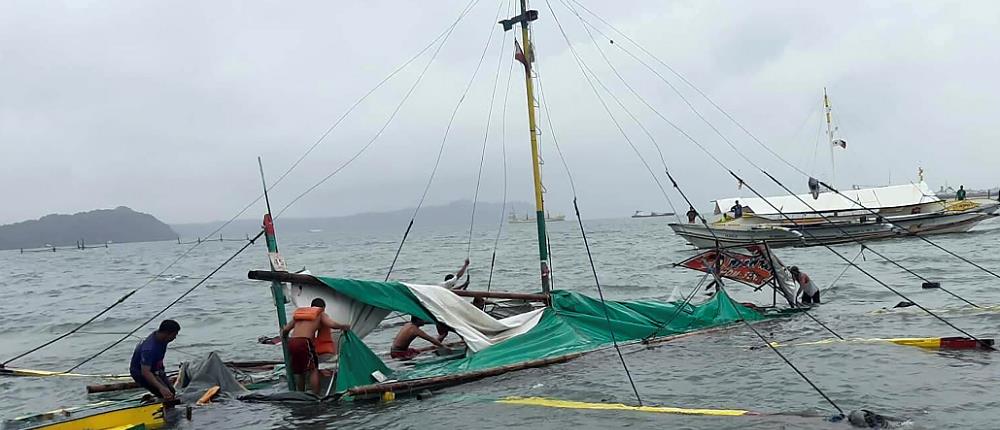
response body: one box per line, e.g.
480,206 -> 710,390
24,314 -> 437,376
502,0 -> 550,293
258,157 -> 295,391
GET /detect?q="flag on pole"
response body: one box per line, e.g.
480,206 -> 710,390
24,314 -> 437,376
514,39 -> 532,67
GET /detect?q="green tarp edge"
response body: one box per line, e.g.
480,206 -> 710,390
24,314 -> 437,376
316,276 -> 435,322
336,331 -> 393,393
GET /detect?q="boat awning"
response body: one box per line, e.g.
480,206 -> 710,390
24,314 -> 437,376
714,182 -> 938,215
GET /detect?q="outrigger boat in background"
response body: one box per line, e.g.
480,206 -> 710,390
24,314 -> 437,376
631,210 -> 674,218
670,181 -> 999,248
669,91 -> 999,248
507,211 -> 565,224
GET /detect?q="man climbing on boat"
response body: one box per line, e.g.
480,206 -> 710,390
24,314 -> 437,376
281,298 -> 351,394
391,317 -> 448,361
129,319 -> 180,401
789,266 -> 821,305
439,258 -> 471,289
435,258 -> 485,341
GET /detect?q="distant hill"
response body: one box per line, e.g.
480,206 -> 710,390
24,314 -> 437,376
172,200 -> 535,238
0,206 -> 178,250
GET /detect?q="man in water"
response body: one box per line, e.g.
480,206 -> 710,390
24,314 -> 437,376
281,298 -> 351,395
391,317 -> 448,361
731,201 -> 744,219
130,320 -> 180,401
789,266 -> 821,305
686,206 -> 698,223
957,185 -> 967,200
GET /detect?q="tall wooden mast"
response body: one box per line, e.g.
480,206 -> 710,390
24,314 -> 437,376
501,1 -> 550,293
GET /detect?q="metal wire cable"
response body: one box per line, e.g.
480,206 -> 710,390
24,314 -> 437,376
66,230 -> 265,372
384,0 -> 507,280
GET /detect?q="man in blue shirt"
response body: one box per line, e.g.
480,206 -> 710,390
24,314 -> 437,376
130,320 -> 180,400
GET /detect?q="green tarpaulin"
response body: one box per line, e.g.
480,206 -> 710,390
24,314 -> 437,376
336,331 -> 393,393
317,277 -> 769,392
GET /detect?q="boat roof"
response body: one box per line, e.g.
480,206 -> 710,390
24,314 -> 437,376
714,182 -> 938,215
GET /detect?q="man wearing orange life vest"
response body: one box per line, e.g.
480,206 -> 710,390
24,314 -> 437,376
281,298 -> 350,395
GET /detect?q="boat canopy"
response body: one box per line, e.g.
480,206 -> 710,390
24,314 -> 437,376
287,276 -> 769,394
714,182 -> 937,216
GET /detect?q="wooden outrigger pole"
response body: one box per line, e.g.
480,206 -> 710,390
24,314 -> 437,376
258,157 -> 296,390
502,1 -> 550,294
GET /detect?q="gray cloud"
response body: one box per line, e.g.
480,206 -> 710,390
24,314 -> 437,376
2,0 -> 998,225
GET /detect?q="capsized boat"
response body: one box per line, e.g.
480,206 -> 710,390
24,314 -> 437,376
248,270 -> 786,399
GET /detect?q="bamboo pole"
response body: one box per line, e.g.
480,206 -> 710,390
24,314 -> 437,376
247,271 -> 550,303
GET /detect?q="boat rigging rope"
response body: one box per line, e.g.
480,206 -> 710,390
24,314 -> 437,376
819,180 -> 1000,285
641,272 -> 710,342
564,0 -> 1000,289
754,169 -> 983,310
733,172 -> 994,350
384,0 -> 507,281
573,198 -> 643,407
468,2 -> 514,260
487,54 -> 517,292
66,230 -> 265,373
529,22 -> 642,405
714,279 -> 845,417
5,0 -> 485,367
543,0 -> 723,246
558,0 -> 984,314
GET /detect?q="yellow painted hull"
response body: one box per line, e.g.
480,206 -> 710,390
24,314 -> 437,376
25,403 -> 164,430
498,396 -> 753,417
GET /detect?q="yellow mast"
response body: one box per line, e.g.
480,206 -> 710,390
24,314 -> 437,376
501,0 -> 550,293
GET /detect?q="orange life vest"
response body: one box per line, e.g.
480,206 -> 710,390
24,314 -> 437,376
292,307 -> 335,355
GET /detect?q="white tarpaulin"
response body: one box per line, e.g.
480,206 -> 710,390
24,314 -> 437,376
285,271 -> 389,340
403,283 -> 545,352
714,182 -> 937,216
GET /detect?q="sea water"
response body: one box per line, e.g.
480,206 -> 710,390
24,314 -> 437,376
2,218 -> 999,429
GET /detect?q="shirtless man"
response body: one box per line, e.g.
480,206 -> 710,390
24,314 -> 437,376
391,317 -> 447,361
281,298 -> 350,394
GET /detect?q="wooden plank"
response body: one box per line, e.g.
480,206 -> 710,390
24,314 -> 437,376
247,270 -> 550,303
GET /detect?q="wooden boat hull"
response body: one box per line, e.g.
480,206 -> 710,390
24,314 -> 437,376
11,402 -> 164,430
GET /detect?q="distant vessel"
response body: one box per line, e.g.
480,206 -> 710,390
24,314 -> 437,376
308,229 -> 324,233
508,211 -> 565,224
631,210 -> 673,218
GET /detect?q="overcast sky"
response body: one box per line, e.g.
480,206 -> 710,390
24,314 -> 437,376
2,0 -> 998,225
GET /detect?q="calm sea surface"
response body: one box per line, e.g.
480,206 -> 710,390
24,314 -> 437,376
2,218 -> 999,429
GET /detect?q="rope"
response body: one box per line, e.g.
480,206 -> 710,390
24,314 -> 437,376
468,5 -> 513,259
752,169 -> 982,311
573,198 -> 643,406
820,181 -> 998,292
733,172 -> 994,350
642,272 -> 710,342
568,0 -> 1000,286
544,0 -> 680,219
715,279 -> 845,417
66,230 -> 265,372
384,0 -> 507,279
487,54 -> 517,292
3,0 -> 485,367
276,0 -> 483,219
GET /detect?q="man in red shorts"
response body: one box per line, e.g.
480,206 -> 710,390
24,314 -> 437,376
281,298 -> 350,394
